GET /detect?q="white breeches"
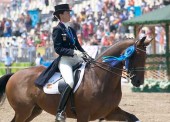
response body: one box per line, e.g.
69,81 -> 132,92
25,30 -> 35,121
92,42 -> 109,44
58,55 -> 83,88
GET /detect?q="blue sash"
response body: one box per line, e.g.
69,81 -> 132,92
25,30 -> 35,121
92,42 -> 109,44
65,28 -> 75,45
102,45 -> 135,69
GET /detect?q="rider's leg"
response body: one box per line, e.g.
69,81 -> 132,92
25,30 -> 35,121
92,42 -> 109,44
56,56 -> 80,121
56,84 -> 72,121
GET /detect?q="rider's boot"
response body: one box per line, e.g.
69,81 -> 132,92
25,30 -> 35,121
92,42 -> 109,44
55,84 -> 72,122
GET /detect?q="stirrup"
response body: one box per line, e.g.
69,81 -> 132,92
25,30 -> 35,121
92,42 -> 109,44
55,111 -> 66,122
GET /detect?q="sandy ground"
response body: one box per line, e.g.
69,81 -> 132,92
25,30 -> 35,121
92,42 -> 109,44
0,84 -> 170,122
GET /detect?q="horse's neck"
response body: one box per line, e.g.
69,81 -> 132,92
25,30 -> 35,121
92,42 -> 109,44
96,40 -> 135,62
93,40 -> 135,88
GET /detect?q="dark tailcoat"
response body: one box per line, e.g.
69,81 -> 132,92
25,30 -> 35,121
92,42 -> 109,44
35,22 -> 85,87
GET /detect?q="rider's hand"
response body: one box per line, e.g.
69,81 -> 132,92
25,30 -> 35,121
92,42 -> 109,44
74,50 -> 84,57
82,52 -> 89,58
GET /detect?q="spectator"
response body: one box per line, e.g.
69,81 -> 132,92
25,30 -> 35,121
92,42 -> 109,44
35,52 -> 43,66
45,0 -> 49,6
85,4 -> 93,16
0,43 -> 2,59
128,0 -> 135,6
0,21 -> 4,37
101,33 -> 112,46
79,10 -> 86,22
96,0 -> 103,13
20,36 -> 27,60
88,19 -> 94,37
11,36 -> 18,62
82,22 -> 89,42
25,14 -> 32,32
96,26 -> 104,42
90,34 -> 99,45
4,52 -> 13,74
3,20 -> 12,37
119,0 -> 125,9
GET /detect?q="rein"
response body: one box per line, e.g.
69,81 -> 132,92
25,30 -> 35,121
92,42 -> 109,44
92,60 -> 128,78
83,45 -> 146,80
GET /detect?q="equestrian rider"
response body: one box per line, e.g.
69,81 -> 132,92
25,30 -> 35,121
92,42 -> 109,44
52,4 -> 86,121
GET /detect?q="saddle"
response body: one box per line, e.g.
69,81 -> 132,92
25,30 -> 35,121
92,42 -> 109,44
43,62 -> 86,94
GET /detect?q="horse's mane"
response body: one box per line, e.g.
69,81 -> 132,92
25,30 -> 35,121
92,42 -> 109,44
96,38 -> 136,60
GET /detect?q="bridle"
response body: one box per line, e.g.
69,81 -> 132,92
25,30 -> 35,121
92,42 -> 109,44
125,47 -> 146,79
83,44 -> 147,80
127,46 -> 146,71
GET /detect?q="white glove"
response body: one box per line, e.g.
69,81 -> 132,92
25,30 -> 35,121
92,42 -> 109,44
74,50 -> 84,57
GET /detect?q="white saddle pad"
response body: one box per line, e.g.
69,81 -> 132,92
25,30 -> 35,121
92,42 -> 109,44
43,62 -> 86,94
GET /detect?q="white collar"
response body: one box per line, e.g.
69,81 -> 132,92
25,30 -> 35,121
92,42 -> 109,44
62,22 -> 70,29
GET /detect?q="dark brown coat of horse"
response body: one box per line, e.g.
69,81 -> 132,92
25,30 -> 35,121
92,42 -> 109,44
0,37 -> 151,122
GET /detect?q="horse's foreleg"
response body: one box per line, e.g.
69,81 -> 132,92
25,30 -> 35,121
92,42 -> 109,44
104,107 -> 140,122
11,104 -> 34,122
11,113 -> 30,122
25,106 -> 42,122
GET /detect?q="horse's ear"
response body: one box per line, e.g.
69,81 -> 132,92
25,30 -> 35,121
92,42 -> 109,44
141,36 -> 147,43
144,37 -> 153,46
137,36 -> 146,46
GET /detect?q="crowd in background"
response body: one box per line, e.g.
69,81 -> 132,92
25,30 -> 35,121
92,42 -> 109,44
0,0 -> 169,63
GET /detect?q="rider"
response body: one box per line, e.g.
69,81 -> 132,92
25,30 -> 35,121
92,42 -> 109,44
52,4 -> 86,121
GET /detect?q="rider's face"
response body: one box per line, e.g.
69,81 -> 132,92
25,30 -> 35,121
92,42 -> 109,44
60,11 -> 71,22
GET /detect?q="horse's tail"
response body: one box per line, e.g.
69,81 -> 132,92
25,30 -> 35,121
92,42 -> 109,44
0,73 -> 14,106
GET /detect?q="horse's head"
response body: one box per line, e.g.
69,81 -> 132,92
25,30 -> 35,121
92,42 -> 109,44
127,36 -> 152,87
98,36 -> 152,87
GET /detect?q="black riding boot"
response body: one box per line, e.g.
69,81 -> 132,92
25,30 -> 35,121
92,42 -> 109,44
56,85 -> 72,122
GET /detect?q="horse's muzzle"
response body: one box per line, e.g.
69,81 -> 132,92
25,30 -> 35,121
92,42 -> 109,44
131,76 -> 143,87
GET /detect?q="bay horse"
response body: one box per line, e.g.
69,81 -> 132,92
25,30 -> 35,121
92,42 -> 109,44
0,37 -> 151,122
